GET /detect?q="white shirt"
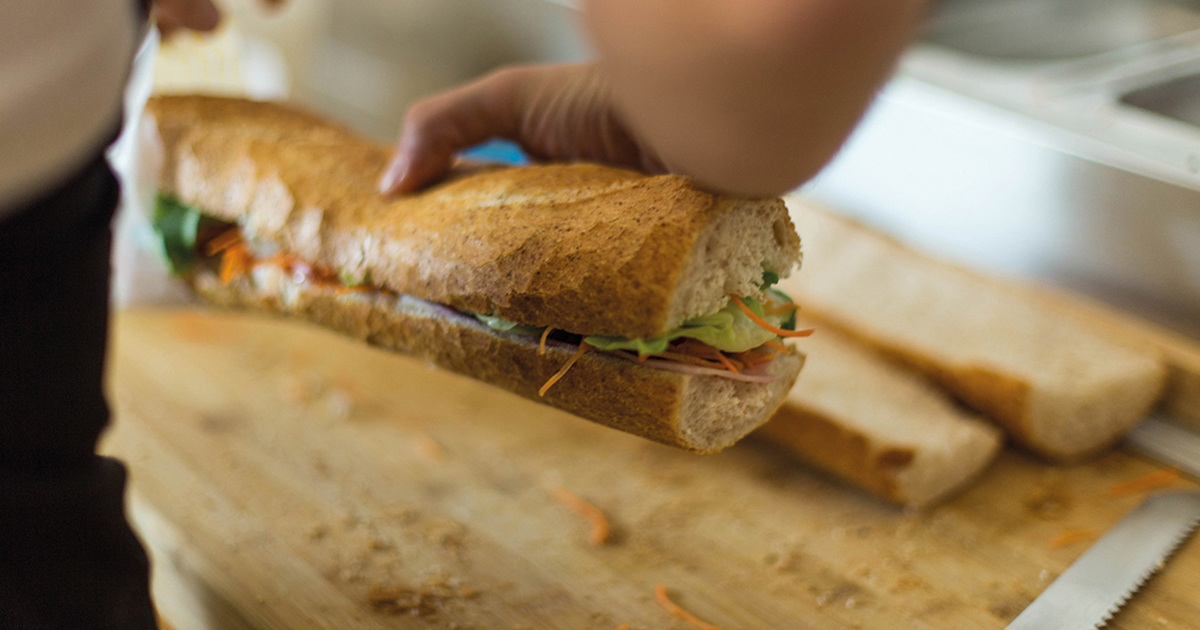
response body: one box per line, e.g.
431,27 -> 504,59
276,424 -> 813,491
0,0 -> 140,215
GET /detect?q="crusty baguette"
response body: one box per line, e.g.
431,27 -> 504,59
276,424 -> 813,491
757,321 -> 1002,507
189,262 -> 804,453
780,198 -> 1167,461
146,95 -> 801,339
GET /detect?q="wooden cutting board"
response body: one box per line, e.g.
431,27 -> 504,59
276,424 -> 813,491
103,308 -> 1200,630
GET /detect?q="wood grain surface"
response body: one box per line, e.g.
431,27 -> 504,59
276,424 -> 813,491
104,309 -> 1200,630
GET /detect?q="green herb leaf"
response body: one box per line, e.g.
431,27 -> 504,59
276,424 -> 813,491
760,270 -> 780,290
153,195 -> 204,274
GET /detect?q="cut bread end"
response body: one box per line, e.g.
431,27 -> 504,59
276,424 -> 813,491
668,197 -> 802,327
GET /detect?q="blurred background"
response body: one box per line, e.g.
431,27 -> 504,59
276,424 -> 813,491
150,0 -> 1200,337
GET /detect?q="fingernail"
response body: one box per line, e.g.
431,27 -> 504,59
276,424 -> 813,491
378,154 -> 406,194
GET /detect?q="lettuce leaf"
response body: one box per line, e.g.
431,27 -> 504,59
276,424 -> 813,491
472,287 -> 797,356
472,313 -> 546,337
585,289 -> 795,354
153,195 -> 205,274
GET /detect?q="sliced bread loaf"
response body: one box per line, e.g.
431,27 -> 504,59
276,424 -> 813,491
780,199 -> 1167,460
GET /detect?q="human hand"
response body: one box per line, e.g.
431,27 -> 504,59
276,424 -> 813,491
378,63 -> 667,195
153,0 -> 221,35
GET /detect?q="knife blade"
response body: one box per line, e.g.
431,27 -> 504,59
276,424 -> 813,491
1004,491 -> 1200,630
1126,415 -> 1200,480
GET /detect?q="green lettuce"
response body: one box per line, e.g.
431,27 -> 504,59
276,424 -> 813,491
153,195 -> 204,274
153,194 -> 225,274
473,287 -> 797,356
472,313 -> 547,337
584,289 -> 795,355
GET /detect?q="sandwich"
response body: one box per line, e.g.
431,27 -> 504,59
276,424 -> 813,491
144,95 -> 808,453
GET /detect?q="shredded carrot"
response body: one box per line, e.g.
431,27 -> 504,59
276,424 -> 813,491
1109,468 -> 1181,498
613,625 -> 630,630
762,301 -> 798,317
654,584 -> 725,630
654,351 -> 727,370
552,486 -> 611,546
333,285 -> 372,296
730,296 -> 813,338
205,227 -> 243,256
539,343 -> 590,397
764,340 -> 790,354
219,244 -> 252,285
733,347 -> 777,369
712,352 -> 742,373
415,432 -> 445,461
1049,527 -> 1095,549
540,327 -> 553,356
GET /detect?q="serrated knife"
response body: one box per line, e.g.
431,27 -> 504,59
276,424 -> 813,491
1004,491 -> 1200,630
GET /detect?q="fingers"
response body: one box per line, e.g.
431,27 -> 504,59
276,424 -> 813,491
154,0 -> 221,33
379,70 -> 524,195
379,63 -> 667,195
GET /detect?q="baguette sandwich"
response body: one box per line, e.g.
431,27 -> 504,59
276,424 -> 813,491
144,95 -> 807,453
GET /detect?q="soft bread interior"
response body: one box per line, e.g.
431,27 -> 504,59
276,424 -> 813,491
677,351 -> 806,452
669,197 -> 802,326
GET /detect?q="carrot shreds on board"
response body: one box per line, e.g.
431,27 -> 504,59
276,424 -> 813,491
1109,468 -> 1181,497
551,486 -> 610,546
730,295 -> 814,338
415,431 -> 445,461
205,227 -> 243,256
219,244 -> 251,285
764,340 -> 790,354
540,327 -> 553,356
613,625 -> 630,630
654,584 -> 725,630
539,343 -> 590,397
1049,527 -> 1096,549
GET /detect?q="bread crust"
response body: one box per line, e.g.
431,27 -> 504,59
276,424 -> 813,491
755,321 -> 1002,507
188,264 -> 804,453
782,198 -> 1167,461
148,95 -> 800,339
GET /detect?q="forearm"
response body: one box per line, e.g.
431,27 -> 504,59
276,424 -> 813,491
583,0 -> 933,197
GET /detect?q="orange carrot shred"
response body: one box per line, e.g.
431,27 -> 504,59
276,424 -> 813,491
540,327 -> 553,356
552,486 -> 611,546
764,340 -> 790,354
730,296 -> 813,338
415,432 -> 445,461
655,584 -> 725,630
539,343 -> 589,397
205,227 -> 243,256
614,625 -> 631,630
712,351 -> 741,373
219,244 -> 251,285
1109,468 -> 1181,498
1049,528 -> 1095,549
762,301 -> 798,316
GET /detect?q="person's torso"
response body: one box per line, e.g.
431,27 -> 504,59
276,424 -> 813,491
0,0 -> 140,215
